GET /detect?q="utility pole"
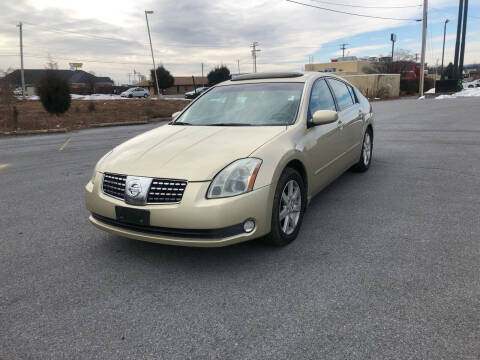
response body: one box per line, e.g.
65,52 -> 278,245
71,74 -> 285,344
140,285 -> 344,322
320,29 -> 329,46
415,53 -> 419,62
237,59 -> 240,74
201,63 -> 204,86
453,0 -> 464,79
458,0 -> 469,80
145,10 -> 161,98
419,0 -> 428,97
340,43 -> 348,58
16,22 -> 25,100
127,73 -> 131,85
441,19 -> 450,80
251,42 -> 261,73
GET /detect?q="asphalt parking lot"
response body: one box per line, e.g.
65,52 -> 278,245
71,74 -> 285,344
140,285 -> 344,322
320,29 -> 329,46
1,97 -> 479,359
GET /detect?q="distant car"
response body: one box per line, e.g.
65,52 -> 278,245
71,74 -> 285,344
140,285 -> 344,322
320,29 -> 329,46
185,87 -> 208,99
120,87 -> 150,98
13,87 -> 23,96
466,80 -> 480,88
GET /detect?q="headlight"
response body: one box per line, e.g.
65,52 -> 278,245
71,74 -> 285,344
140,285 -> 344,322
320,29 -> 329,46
207,158 -> 262,199
91,151 -> 112,184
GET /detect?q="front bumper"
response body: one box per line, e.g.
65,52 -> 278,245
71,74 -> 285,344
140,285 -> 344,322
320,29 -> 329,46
85,174 -> 273,247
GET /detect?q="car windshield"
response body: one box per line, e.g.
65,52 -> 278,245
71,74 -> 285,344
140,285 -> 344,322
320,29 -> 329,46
174,82 -> 304,126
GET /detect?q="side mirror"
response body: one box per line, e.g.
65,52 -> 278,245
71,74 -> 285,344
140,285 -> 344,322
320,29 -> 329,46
311,110 -> 338,126
172,111 -> 181,119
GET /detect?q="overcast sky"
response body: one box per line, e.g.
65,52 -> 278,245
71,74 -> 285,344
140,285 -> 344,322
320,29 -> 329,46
1,0 -> 479,84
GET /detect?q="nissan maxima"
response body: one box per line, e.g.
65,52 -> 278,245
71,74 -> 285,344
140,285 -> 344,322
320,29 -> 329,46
85,72 -> 374,247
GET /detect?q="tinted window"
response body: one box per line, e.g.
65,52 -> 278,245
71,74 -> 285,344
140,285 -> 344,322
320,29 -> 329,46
308,79 -> 336,116
328,79 -> 354,110
347,86 -> 357,103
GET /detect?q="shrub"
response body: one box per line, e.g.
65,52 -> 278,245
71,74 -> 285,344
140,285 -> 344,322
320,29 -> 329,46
150,66 -> 174,95
207,66 -> 231,86
36,70 -> 71,115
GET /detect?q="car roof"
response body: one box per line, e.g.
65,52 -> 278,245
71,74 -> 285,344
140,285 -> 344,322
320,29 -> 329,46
219,72 -> 338,86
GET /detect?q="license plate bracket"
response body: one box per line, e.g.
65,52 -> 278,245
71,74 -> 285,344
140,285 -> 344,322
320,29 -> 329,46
115,206 -> 150,226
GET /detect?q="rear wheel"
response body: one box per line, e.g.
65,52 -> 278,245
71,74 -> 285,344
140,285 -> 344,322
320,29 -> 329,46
352,129 -> 373,172
144,94 -> 148,98
263,168 -> 306,246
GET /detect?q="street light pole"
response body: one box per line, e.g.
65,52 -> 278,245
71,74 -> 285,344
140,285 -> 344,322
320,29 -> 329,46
145,10 -> 160,98
440,19 -> 450,80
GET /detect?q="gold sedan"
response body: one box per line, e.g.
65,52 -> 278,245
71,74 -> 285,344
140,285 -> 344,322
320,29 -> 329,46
85,72 -> 374,247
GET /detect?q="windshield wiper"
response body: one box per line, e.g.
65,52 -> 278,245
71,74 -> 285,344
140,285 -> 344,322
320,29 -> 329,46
170,121 -> 192,125
207,123 -> 252,126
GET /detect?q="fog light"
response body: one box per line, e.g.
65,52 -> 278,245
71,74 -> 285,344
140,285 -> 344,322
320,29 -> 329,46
243,219 -> 255,233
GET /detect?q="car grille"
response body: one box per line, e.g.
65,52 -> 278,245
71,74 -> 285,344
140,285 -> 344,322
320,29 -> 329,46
102,173 -> 187,204
147,179 -> 187,203
102,173 -> 126,199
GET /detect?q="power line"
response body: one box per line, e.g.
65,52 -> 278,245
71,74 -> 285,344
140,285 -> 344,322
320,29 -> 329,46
285,0 -> 423,21
307,0 -> 422,9
22,21 -> 247,49
22,21 -> 136,43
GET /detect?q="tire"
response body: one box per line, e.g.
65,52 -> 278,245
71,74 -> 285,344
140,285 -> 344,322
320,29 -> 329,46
263,167 -> 307,246
128,94 -> 133,98
352,128 -> 373,172
144,94 -> 148,98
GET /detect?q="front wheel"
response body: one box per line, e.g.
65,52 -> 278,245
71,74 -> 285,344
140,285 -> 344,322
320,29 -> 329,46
263,168 -> 306,246
352,129 -> 373,172
144,94 -> 148,98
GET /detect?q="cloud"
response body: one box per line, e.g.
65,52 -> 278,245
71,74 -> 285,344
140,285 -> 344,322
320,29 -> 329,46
0,0 -> 472,84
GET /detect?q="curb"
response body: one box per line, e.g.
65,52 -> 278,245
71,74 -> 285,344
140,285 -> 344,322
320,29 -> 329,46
1,128 -> 68,136
90,120 -> 150,127
90,118 -> 171,127
0,118 -> 172,137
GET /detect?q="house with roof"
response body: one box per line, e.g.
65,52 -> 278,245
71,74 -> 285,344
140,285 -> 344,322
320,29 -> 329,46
2,69 -> 114,95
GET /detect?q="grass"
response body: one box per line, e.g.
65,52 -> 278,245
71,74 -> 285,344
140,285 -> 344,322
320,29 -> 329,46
0,99 -> 189,133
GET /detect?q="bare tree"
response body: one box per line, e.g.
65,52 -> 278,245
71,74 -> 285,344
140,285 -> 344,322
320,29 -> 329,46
45,54 -> 58,70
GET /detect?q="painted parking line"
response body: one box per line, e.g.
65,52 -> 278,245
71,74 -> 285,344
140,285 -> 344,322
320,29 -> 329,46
0,164 -> 9,169
58,137 -> 72,151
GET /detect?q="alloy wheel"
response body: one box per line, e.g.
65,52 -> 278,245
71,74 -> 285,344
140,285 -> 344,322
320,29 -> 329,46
279,179 -> 302,235
363,132 -> 372,166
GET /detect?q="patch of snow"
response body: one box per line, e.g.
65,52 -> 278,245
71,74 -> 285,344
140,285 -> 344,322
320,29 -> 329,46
435,87 -> 480,99
425,88 -> 435,94
71,94 -> 124,100
418,96 -> 425,100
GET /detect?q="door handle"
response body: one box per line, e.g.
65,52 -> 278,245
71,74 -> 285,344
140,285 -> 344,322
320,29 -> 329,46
337,119 -> 343,130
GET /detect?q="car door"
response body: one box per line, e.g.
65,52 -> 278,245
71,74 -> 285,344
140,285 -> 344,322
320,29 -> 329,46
302,78 -> 345,194
134,88 -> 142,97
327,78 -> 364,167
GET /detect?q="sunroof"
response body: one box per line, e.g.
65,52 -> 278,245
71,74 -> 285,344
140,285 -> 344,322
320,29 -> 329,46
231,72 -> 304,81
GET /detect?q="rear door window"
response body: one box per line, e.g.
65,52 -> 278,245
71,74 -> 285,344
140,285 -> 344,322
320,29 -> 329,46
328,79 -> 355,111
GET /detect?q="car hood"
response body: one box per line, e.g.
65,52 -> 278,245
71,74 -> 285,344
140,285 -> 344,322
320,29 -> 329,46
101,125 -> 285,181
